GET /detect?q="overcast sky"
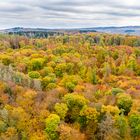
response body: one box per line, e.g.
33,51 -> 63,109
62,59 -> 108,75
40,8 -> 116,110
0,0 -> 140,29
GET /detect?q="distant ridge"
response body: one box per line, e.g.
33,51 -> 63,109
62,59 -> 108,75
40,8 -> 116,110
0,26 -> 140,36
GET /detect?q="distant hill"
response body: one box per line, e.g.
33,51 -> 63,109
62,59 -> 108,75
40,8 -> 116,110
0,27 -> 97,37
0,27 -> 97,33
92,26 -> 140,36
0,26 -> 140,37
0,27 -> 67,38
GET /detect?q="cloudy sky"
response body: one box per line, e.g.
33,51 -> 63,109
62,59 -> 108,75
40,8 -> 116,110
0,0 -> 140,29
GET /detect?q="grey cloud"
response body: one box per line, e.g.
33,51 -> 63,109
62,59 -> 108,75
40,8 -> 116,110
0,0 -> 139,29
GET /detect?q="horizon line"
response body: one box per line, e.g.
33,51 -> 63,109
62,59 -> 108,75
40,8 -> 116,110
0,25 -> 140,30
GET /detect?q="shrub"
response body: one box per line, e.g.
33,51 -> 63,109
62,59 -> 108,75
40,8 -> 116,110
13,72 -> 24,84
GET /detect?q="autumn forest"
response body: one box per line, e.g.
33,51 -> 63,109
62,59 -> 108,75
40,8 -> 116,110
0,32 -> 140,140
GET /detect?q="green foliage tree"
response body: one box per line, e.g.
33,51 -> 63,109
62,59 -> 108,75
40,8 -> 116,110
1,55 -> 13,66
117,93 -> 133,115
63,94 -> 88,110
115,113 -> 129,138
45,114 -> 60,140
40,66 -> 54,77
28,71 -> 40,79
79,106 -> 99,127
54,103 -> 68,120
0,120 -> 7,132
42,74 -> 56,89
118,62 -> 126,75
86,67 -> 98,84
63,94 -> 88,121
28,58 -> 45,71
127,55 -> 137,72
60,75 -> 82,92
54,63 -> 67,77
111,88 -> 124,95
129,113 -> 140,138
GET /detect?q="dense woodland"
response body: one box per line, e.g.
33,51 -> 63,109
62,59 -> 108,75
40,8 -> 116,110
0,33 -> 140,140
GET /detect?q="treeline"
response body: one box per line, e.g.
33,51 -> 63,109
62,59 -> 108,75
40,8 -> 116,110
0,32 -> 140,51
8,31 -> 65,38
